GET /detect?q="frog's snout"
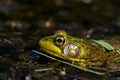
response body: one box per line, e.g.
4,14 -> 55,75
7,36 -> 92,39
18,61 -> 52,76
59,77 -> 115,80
39,38 -> 49,47
39,37 -> 61,54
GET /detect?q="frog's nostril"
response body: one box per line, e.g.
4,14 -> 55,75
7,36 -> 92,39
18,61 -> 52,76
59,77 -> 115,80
63,44 -> 80,58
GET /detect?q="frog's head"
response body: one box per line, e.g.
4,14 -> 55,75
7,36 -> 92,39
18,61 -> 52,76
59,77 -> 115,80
39,30 -> 93,61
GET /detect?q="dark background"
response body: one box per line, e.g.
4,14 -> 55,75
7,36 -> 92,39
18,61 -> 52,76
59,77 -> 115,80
0,0 -> 120,80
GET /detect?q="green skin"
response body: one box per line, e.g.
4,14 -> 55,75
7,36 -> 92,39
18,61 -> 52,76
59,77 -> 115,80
39,30 -> 119,67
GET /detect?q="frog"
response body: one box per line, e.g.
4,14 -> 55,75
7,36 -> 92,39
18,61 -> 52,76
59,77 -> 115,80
39,30 -> 120,67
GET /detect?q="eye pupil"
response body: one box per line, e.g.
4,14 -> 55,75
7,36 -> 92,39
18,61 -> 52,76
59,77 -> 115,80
57,38 -> 62,42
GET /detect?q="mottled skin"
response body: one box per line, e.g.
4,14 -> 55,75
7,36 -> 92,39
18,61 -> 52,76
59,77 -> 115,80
39,30 -> 120,67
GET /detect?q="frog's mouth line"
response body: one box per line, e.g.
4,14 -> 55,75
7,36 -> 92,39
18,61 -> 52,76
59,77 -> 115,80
40,46 -> 83,62
40,41 -> 80,58
40,47 -> 67,60
40,47 -> 83,62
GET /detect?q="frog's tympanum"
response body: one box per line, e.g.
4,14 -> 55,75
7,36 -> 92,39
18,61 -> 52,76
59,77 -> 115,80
39,30 -> 120,67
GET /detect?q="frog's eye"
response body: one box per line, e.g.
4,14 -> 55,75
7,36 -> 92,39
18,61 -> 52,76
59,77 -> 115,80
55,36 -> 65,46
63,44 -> 80,58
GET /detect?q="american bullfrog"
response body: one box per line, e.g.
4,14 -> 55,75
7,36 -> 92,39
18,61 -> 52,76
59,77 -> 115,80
39,30 -> 120,67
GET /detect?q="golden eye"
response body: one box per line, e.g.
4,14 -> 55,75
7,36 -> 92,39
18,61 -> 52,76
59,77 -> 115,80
55,36 -> 65,46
